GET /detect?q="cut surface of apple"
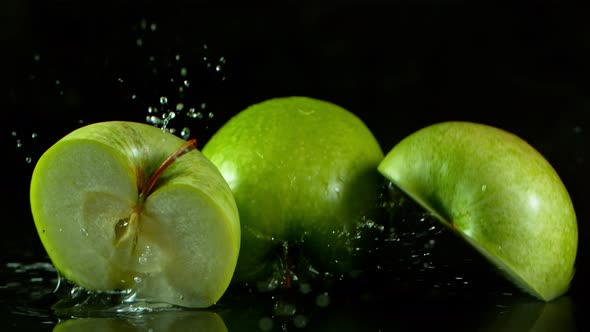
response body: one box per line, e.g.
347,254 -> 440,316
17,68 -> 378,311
378,121 -> 577,301
202,96 -> 384,281
30,121 -> 240,308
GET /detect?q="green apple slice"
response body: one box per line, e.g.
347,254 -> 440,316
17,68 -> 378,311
30,121 -> 240,308
378,121 -> 577,301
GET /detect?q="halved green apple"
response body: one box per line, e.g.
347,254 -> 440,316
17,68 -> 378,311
202,96 -> 384,282
30,121 -> 240,308
378,121 -> 577,301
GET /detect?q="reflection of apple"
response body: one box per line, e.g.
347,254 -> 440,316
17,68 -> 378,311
30,121 -> 240,308
378,121 -> 577,301
479,296 -> 575,331
54,310 -> 227,332
202,96 -> 384,281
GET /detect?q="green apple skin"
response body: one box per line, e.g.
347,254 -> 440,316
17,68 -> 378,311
30,121 -> 240,308
201,96 -> 384,281
378,121 -> 577,301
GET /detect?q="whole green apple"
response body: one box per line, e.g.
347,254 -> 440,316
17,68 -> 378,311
201,96 -> 384,282
30,121 -> 240,308
378,121 -> 577,301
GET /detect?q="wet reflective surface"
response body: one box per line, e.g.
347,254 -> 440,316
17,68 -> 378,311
3,1 -> 589,331
0,257 -> 581,331
1,186 -> 585,330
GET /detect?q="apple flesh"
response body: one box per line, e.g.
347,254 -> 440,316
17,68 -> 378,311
202,96 -> 384,282
378,121 -> 577,301
30,121 -> 240,308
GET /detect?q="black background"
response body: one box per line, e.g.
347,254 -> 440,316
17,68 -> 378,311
2,0 -> 589,330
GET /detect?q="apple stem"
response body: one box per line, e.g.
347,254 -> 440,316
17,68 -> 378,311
138,139 -> 197,203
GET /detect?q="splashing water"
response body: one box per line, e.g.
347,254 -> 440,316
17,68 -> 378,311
127,19 -> 230,140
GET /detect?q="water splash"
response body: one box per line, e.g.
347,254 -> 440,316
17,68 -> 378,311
50,277 -> 177,317
124,19 -> 230,141
355,182 -> 519,298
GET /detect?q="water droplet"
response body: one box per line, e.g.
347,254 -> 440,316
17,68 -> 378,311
180,127 -> 190,140
183,79 -> 189,87
136,38 -> 143,47
146,115 -> 162,125
134,276 -> 142,283
150,23 -> 157,32
481,184 -> 487,192
33,53 -> 41,62
215,64 -> 222,72
80,227 -> 88,237
179,294 -> 184,300
208,112 -> 214,119
131,94 -> 137,100
293,315 -> 309,328
58,228 -> 63,232
200,102 -> 207,109
31,132 -> 38,139
11,131 -> 17,137
138,245 -> 153,265
299,283 -> 312,294
25,157 -> 32,164
315,292 -> 330,307
175,103 -> 184,111
175,54 -> 180,61
274,301 -> 296,316
159,96 -> 168,105
258,317 -> 273,331
180,67 -> 188,77
16,140 -> 22,148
